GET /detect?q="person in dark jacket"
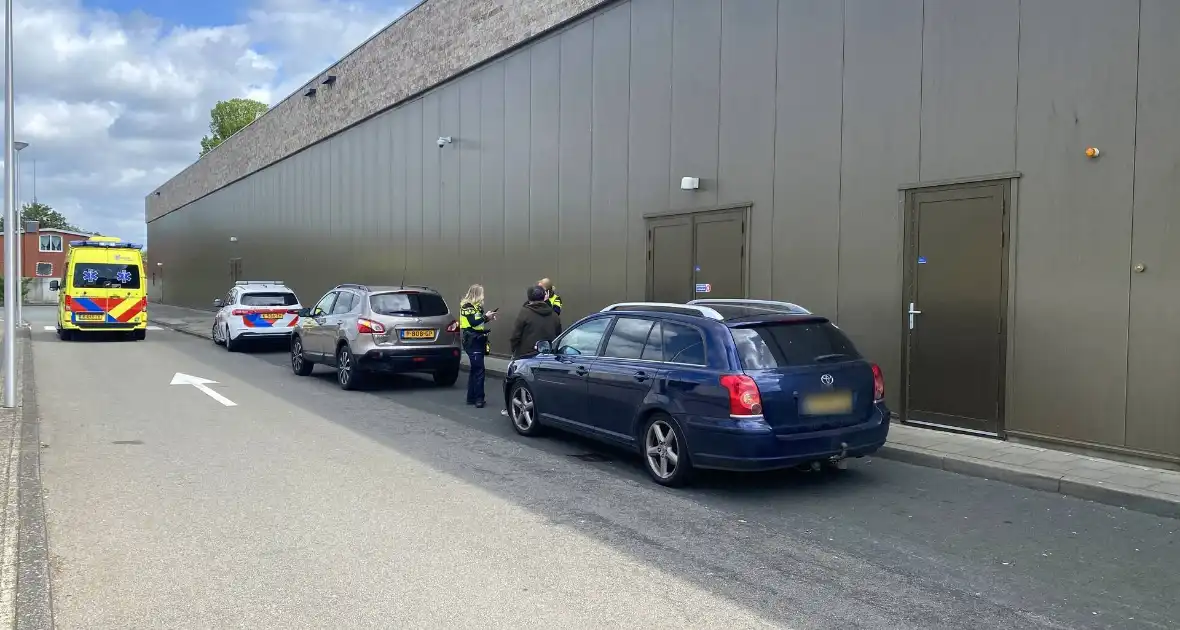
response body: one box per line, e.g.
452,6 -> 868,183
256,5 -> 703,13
510,285 -> 563,359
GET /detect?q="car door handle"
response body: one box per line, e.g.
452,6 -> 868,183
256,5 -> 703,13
633,371 -> 649,382
575,366 -> 588,376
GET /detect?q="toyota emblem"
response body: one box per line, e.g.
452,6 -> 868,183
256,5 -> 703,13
820,374 -> 835,387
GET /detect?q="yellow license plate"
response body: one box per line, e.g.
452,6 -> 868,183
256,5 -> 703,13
75,313 -> 104,322
260,312 -> 283,320
801,391 -> 853,416
401,329 -> 435,339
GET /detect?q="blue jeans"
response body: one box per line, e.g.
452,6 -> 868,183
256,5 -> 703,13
465,349 -> 485,404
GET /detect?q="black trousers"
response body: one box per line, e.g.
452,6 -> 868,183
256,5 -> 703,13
463,332 -> 488,404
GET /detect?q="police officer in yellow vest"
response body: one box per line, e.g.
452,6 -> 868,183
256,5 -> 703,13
538,278 -> 562,316
459,284 -> 497,407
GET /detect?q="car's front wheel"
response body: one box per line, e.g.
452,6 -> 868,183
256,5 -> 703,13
508,382 -> 542,437
212,322 -> 224,345
641,413 -> 693,487
290,336 -> 314,376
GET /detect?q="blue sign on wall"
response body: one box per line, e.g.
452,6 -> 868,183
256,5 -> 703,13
695,283 -> 712,293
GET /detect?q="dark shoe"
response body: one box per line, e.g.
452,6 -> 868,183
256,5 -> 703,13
475,401 -> 486,409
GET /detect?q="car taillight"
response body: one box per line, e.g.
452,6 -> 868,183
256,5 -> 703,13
719,374 -> 763,417
357,318 -> 385,334
286,309 -> 301,315
871,363 -> 885,402
232,309 -> 254,316
446,320 -> 459,334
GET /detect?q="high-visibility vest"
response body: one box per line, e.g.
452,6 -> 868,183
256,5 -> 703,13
547,291 -> 562,315
459,301 -> 488,332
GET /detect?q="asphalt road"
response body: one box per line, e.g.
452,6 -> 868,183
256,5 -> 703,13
27,306 -> 1179,629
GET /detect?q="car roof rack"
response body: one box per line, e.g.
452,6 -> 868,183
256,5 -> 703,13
334,283 -> 370,291
236,280 -> 286,286
687,298 -> 812,315
600,302 -> 725,320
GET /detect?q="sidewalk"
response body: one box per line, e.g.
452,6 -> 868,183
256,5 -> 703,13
150,302 -> 1180,519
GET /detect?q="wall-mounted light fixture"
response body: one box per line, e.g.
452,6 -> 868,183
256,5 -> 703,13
304,87 -> 317,98
321,75 -> 337,86
1085,146 -> 1101,159
157,262 -> 163,267
680,177 -> 700,190
154,191 -> 161,196
229,236 -> 239,242
437,136 -> 453,148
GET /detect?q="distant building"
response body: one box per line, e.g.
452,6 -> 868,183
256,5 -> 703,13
0,227 -> 91,279
146,0 -> 1180,465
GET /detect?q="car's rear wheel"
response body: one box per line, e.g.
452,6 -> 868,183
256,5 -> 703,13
290,336 -> 314,376
433,367 -> 459,387
508,382 -> 542,437
212,323 -> 224,345
642,413 -> 693,487
225,326 -> 240,352
336,344 -> 362,390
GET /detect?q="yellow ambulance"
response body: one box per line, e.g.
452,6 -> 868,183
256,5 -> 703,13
50,236 -> 149,341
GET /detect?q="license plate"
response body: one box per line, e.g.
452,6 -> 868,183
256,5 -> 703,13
260,312 -> 283,320
801,391 -> 853,416
75,313 -> 104,322
401,329 -> 435,340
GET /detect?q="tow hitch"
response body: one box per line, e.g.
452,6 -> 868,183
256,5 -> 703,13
827,442 -> 849,470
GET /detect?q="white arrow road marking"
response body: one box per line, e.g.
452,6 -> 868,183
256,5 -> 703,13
170,372 -> 237,407
43,326 -> 161,331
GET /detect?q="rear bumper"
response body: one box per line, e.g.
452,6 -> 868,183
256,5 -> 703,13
62,320 -> 147,331
356,346 -> 461,373
232,328 -> 294,339
684,404 -> 891,472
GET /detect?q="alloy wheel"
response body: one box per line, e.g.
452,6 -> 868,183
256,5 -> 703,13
292,339 -> 304,371
337,348 -> 351,387
511,387 -> 534,432
644,419 -> 680,480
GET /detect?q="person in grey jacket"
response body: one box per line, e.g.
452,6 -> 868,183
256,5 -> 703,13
510,285 -> 563,359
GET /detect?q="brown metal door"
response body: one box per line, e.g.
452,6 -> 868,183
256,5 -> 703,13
647,216 -> 693,302
692,211 -> 746,299
229,258 -> 243,283
904,183 -> 1008,435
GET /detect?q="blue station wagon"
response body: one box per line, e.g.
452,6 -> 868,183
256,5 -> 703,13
502,299 -> 890,486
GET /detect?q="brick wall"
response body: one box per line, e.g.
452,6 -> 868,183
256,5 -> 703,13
146,0 -> 611,222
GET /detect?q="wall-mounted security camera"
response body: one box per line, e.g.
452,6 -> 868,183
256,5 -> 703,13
437,136 -> 453,148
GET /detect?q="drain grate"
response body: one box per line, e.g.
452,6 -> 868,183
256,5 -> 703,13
111,440 -> 144,445
568,452 -> 611,463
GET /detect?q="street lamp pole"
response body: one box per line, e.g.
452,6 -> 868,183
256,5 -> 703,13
3,0 -> 16,407
13,141 -> 26,328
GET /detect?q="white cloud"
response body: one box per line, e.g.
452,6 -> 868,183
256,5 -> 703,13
0,0 -> 404,243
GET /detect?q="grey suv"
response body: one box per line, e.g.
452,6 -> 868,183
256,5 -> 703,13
289,284 -> 462,390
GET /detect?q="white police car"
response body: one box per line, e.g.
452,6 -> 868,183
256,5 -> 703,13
211,281 -> 303,352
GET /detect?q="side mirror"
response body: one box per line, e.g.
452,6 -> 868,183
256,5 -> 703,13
48,280 -> 59,291
534,340 -> 552,354
213,298 -> 223,308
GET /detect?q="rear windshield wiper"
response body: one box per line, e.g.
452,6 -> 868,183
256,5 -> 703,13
813,353 -> 853,363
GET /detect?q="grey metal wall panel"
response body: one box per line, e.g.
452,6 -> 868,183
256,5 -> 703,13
838,0 -> 923,407
388,110 -> 408,285
626,0 -> 673,299
421,93 -> 442,292
404,100 -> 424,285
717,0 -> 777,298
589,3 -> 631,311
503,51 -> 533,313
530,37 -> 562,292
558,21 -> 594,321
459,74 -> 483,301
440,84 -> 463,302
919,0 -> 1018,182
480,63 -> 507,322
374,112 -> 395,281
1125,0 -> 1180,457
1010,0 -> 1138,444
772,0 -> 843,318
668,0 -> 721,212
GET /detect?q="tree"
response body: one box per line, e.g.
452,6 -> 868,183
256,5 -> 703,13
0,201 -> 82,232
199,98 -> 269,156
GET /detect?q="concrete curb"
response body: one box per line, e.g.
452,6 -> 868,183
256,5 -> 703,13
14,328 -> 53,629
876,443 -> 1180,520
152,315 -> 1180,520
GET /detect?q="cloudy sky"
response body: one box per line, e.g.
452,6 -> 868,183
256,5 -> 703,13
3,0 -> 408,245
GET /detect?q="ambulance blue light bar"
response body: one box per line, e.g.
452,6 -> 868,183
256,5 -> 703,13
70,240 -> 142,249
